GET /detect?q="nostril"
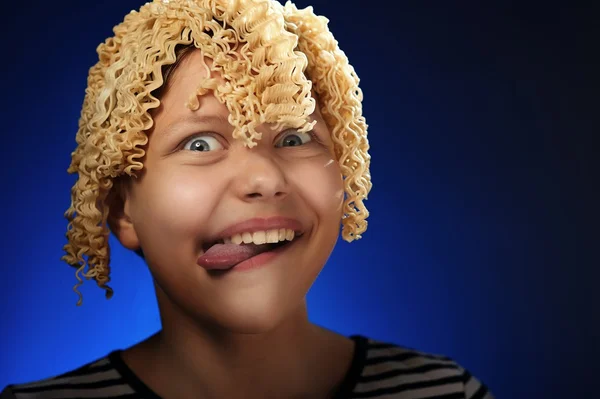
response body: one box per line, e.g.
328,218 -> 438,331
246,192 -> 262,199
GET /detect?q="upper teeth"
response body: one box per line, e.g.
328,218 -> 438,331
224,229 -> 296,245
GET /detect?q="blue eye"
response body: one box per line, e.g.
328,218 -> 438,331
183,135 -> 224,152
275,130 -> 313,148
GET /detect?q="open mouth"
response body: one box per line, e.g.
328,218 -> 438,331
201,238 -> 292,254
197,229 -> 303,271
202,228 -> 302,253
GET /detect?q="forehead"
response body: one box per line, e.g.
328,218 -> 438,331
156,47 -> 323,121
160,49 -> 222,105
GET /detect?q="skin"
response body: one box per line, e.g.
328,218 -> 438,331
109,50 -> 355,398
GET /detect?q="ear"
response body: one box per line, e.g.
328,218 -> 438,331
107,179 -> 141,251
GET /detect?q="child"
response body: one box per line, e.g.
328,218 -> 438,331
1,0 -> 494,398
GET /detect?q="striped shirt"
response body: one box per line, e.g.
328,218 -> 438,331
1,335 -> 494,399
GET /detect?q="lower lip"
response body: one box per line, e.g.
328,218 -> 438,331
216,238 -> 298,274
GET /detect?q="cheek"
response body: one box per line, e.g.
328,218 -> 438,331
131,165 -> 222,241
290,156 -> 344,220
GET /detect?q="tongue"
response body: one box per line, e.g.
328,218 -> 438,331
197,243 -> 273,270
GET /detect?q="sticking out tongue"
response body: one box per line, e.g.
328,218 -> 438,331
197,243 -> 274,270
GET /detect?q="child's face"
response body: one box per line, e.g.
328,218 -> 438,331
115,50 -> 345,332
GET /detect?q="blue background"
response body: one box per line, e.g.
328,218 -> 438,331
1,1 -> 597,398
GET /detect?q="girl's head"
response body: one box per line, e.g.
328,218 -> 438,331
64,0 -> 371,330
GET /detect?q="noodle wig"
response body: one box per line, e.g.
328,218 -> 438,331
63,0 -> 372,304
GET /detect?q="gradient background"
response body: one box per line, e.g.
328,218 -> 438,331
0,1 -> 597,398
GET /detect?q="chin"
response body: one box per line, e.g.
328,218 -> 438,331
215,290 -> 298,334
154,258 -> 313,336
215,314 -> 284,335
204,304 -> 291,335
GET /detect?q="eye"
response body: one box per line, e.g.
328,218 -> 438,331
182,135 -> 224,152
275,130 -> 313,148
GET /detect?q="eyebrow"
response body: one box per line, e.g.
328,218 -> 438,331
160,114 -> 231,140
159,112 -> 322,142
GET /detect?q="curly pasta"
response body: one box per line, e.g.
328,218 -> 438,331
63,0 -> 372,305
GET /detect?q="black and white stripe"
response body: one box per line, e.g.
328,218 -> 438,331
1,358 -> 136,399
1,336 -> 494,399
350,338 -> 494,399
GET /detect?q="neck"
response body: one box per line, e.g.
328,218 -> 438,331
124,289 -> 355,399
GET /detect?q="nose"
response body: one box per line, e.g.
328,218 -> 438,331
231,150 -> 289,203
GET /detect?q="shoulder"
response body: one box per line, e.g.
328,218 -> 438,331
1,352 -> 135,399
351,335 -> 494,399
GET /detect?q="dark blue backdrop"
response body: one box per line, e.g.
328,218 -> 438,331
1,1 -> 596,398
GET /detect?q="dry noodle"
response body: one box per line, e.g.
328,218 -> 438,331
63,0 -> 372,305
